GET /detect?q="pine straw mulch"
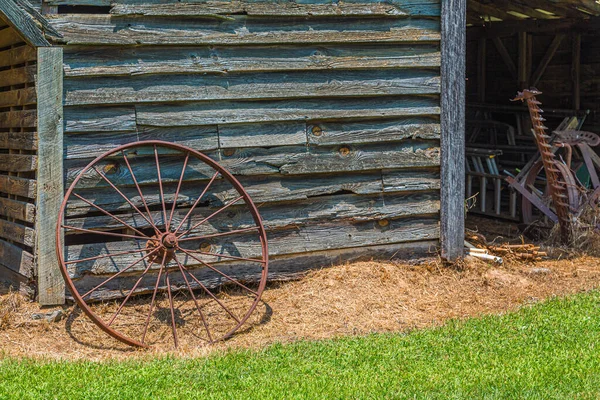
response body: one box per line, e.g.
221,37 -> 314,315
2,250 -> 600,361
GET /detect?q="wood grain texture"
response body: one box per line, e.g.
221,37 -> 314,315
49,15 -> 441,46
62,44 -> 440,77
440,0 -> 466,260
0,0 -> 50,46
0,154 -> 37,172
0,239 -> 34,278
0,174 -> 36,199
64,106 -> 136,133
36,47 -> 65,305
0,65 -> 36,88
0,87 -> 37,108
0,110 -> 36,128
0,26 -> 24,48
0,131 -> 37,151
0,197 -> 36,223
0,45 -> 36,68
0,219 -> 35,247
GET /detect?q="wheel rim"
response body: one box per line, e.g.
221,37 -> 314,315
56,140 -> 269,348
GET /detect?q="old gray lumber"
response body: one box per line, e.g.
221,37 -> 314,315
0,131 -> 37,151
70,240 -> 437,302
0,197 -> 36,223
64,106 -> 136,133
64,191 -> 440,237
62,44 -> 441,77
0,174 -> 36,198
63,69 -> 441,106
66,216 -> 439,279
64,126 -> 219,160
110,1 -> 440,18
0,239 -> 34,278
135,96 -> 440,127
383,169 -> 440,192
0,0 -> 49,47
0,219 -> 35,247
440,0 -> 466,260
0,154 -> 37,172
0,110 -> 36,128
308,118 -> 440,146
219,122 -> 307,149
36,47 -> 65,305
0,87 -> 37,108
49,15 -> 441,46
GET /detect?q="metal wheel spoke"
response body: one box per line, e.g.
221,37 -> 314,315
175,256 -> 240,324
177,196 -> 244,239
182,249 -> 265,264
173,256 -> 213,342
72,193 -> 149,238
167,152 -> 190,232
62,225 -> 155,242
142,252 -> 167,344
165,268 -> 179,347
174,171 -> 220,234
108,258 -> 156,326
81,248 -> 161,299
154,145 -> 169,231
179,248 -> 259,296
64,248 -> 148,265
178,227 -> 260,243
93,165 -> 161,236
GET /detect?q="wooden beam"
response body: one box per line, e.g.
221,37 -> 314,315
441,0 -> 466,261
572,33 -> 581,110
492,37 -> 518,78
477,37 -> 486,102
36,47 -> 64,305
0,0 -> 50,47
531,34 -> 565,87
467,0 -> 518,20
518,31 -> 528,89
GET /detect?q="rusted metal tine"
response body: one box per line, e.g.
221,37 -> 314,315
72,193 -> 149,238
65,248 -> 148,265
177,196 -> 244,239
174,170 -> 220,234
167,152 -> 190,232
142,252 -> 167,344
174,255 -> 240,324
178,227 -> 260,243
165,267 -> 179,348
62,225 -> 155,242
179,248 -> 259,296
120,151 -> 162,236
108,257 -> 157,326
154,145 -> 169,232
93,165 -> 161,236
173,256 -> 213,342
81,247 -> 161,299
184,249 -> 265,264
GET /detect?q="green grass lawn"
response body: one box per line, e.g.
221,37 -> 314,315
2,291 -> 600,399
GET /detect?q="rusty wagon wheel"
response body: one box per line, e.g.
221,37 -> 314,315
522,160 -> 580,225
56,140 -> 269,348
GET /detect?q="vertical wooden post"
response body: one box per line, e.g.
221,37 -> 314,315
572,33 -> 581,111
477,38 -> 486,103
518,31 -> 528,90
441,0 -> 466,261
36,47 -> 64,305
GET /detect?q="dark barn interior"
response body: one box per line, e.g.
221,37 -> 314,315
464,0 -> 600,225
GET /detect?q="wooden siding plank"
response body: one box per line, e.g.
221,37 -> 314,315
0,197 -> 36,222
0,110 -> 36,128
65,126 -> 219,159
0,45 -> 36,68
383,169 -> 441,192
65,191 -> 440,236
0,154 -> 37,172
0,65 -> 36,88
49,15 -> 441,46
219,122 -> 307,149
0,219 -> 35,247
63,70 -> 441,106
66,216 -> 440,279
440,0 -> 466,260
0,131 -> 37,151
0,87 -> 37,108
0,26 -> 25,48
65,171 -> 387,217
308,118 -> 440,146
0,0 -> 50,46
110,1 -> 441,18
70,240 -> 438,302
62,44 -> 441,77
64,106 -> 136,133
0,174 -> 36,198
0,239 -> 34,279
36,47 -> 65,305
134,97 -> 441,127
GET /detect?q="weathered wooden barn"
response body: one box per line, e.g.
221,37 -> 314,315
0,0 -> 597,309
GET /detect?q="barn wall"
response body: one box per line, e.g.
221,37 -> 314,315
46,1 -> 442,297
0,20 -> 37,293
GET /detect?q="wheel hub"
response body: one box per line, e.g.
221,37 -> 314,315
147,232 -> 178,263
